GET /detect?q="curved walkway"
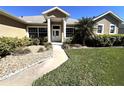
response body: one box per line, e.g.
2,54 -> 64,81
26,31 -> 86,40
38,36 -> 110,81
0,43 -> 68,86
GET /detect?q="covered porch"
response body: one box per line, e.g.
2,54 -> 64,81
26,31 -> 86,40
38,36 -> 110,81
42,7 -> 70,43
47,17 -> 67,43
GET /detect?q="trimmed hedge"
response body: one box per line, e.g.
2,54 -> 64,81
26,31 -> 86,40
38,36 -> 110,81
85,34 -> 124,47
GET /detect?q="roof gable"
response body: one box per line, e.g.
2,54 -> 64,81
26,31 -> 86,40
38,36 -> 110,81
93,11 -> 123,23
42,7 -> 70,17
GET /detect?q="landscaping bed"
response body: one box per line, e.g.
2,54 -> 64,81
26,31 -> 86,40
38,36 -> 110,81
33,48 -> 124,86
0,37 -> 53,80
0,45 -> 53,80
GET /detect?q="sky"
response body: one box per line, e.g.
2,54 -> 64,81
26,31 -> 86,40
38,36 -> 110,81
0,6 -> 124,19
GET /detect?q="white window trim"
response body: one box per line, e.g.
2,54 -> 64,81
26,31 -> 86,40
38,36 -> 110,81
96,24 -> 104,34
109,24 -> 117,34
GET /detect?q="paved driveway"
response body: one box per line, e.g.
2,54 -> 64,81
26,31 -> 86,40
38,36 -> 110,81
0,44 -> 68,86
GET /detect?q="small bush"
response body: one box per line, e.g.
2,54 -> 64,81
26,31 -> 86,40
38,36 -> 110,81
62,43 -> 71,49
12,48 -> 31,56
44,43 -> 52,50
31,38 -> 40,45
64,38 -> 73,44
37,47 -> 44,53
0,41 -> 11,57
0,37 -> 32,57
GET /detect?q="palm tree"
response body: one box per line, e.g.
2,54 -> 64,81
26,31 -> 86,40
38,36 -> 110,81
74,17 -> 95,46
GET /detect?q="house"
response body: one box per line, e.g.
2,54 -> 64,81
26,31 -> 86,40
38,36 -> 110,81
0,7 -> 124,43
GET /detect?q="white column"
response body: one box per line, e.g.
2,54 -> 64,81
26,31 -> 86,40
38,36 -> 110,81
47,18 -> 51,42
26,26 -> 29,38
62,18 -> 66,42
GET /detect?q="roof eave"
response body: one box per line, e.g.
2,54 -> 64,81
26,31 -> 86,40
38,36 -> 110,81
0,10 -> 27,24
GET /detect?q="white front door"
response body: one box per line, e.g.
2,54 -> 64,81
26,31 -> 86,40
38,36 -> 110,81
52,25 -> 61,42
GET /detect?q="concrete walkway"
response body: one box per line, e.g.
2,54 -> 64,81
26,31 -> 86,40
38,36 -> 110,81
0,44 -> 68,86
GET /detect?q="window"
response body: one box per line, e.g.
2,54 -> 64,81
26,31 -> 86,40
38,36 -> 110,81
56,31 -> 59,36
66,28 -> 74,37
110,24 -> 116,34
53,26 -> 60,29
97,24 -> 104,34
39,28 -> 47,37
28,27 -> 47,38
28,28 -> 38,38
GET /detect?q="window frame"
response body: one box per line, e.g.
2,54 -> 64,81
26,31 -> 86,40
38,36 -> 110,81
109,24 -> 116,34
66,27 -> 75,37
27,26 -> 47,38
96,24 -> 104,34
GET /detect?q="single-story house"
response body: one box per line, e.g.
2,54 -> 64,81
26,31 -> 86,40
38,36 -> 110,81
0,7 -> 124,43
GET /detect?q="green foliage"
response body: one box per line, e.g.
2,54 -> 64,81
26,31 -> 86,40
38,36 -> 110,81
62,43 -> 71,49
12,48 -> 31,56
31,38 -> 40,45
44,43 -> 52,50
33,48 -> 124,86
74,17 -> 95,45
0,37 -> 32,57
0,41 -> 11,57
37,47 -> 44,53
30,37 -> 48,45
85,34 -> 124,47
64,38 -> 73,44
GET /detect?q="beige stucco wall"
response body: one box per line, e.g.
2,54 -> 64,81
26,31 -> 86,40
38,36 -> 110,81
0,14 -> 27,38
119,28 -> 124,34
94,14 -> 120,34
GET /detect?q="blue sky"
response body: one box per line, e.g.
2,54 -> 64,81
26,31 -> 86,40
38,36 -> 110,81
0,6 -> 124,19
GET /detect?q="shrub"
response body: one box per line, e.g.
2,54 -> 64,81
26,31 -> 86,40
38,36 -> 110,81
19,37 -> 32,46
44,43 -> 52,50
62,43 -> 71,49
38,37 -> 47,45
64,38 -> 73,44
0,37 -> 18,50
31,38 -> 40,45
37,47 -> 44,53
12,48 -> 31,56
0,41 -> 11,57
85,34 -> 124,47
0,37 -> 32,57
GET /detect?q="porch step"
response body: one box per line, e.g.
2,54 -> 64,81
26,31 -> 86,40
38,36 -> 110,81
51,42 -> 63,46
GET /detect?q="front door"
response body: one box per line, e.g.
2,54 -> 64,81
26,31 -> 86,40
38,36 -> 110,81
52,25 -> 61,42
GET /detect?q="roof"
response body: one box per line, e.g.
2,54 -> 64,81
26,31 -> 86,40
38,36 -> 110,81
42,7 -> 70,16
19,15 -> 46,24
19,15 -> 78,24
93,11 -> 124,22
0,9 -> 27,24
66,18 -> 78,24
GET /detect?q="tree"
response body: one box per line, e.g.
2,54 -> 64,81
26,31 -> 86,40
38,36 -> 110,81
74,17 -> 96,46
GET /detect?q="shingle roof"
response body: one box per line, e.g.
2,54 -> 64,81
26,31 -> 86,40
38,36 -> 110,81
66,18 -> 78,24
19,15 -> 78,24
19,15 -> 46,24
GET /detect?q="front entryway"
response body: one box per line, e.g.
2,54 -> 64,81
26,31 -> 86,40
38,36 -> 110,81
52,25 -> 61,42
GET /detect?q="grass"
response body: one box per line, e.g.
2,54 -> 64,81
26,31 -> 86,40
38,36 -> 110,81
32,48 -> 124,86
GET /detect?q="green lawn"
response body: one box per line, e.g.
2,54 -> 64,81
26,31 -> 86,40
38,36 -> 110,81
32,48 -> 124,86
